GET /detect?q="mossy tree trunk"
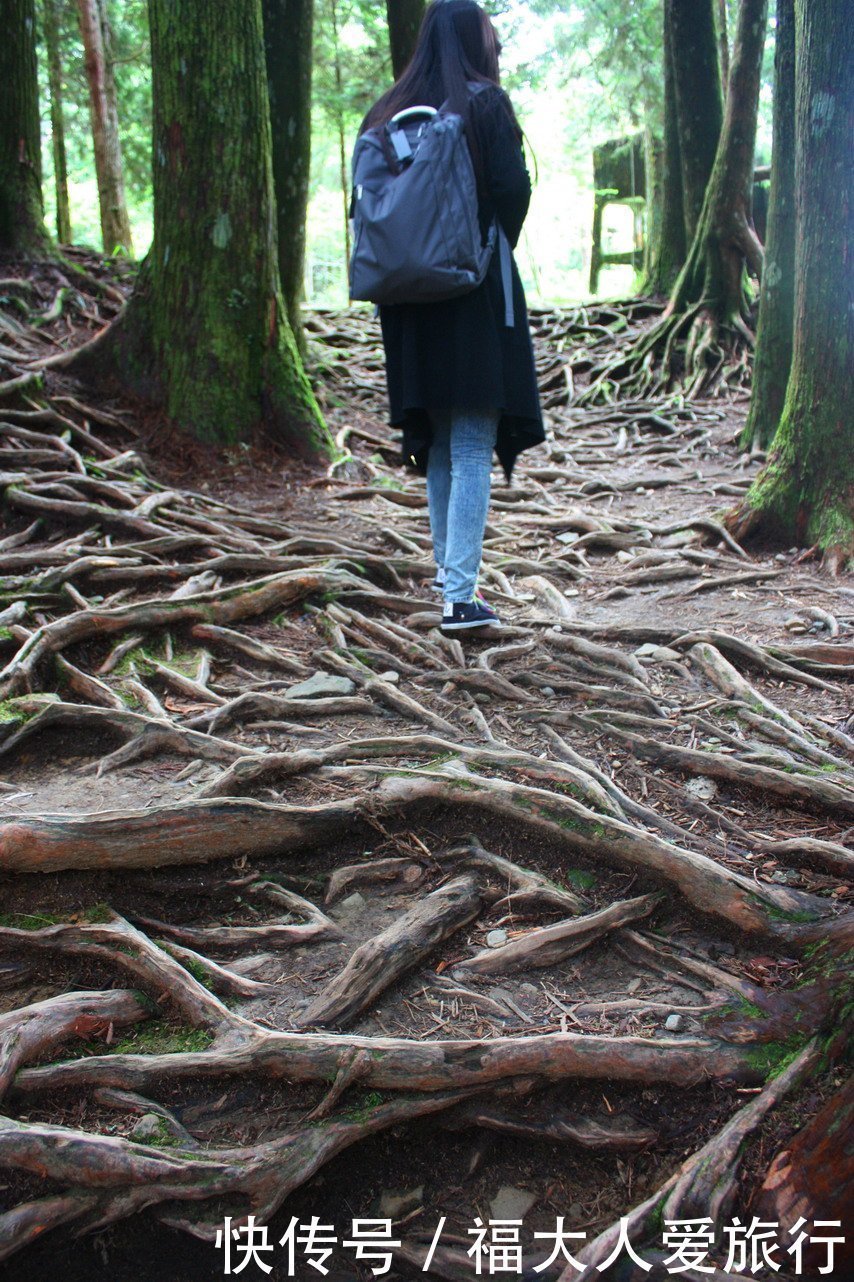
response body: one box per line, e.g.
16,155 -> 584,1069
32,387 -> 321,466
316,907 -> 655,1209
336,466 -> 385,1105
103,0 -> 330,456
716,0 -> 731,92
76,0 -> 133,256
641,10 -> 687,295
0,0 -> 49,253
668,0 -> 723,245
741,0 -> 796,451
263,0 -> 313,356
386,0 -> 425,80
727,0 -> 854,571
43,0 -> 72,244
665,0 -> 767,366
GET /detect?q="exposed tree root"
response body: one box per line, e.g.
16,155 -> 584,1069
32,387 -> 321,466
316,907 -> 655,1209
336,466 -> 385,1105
1,281 -> 850,1268
300,875 -> 483,1028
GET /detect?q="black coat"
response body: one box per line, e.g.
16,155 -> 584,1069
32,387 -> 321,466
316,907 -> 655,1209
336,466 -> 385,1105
377,86 -> 545,481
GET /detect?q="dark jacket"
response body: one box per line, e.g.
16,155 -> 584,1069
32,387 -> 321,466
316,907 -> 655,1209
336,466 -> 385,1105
377,85 -> 544,481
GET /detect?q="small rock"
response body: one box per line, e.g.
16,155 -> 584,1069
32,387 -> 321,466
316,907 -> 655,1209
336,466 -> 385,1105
649,645 -> 682,662
770,870 -> 800,885
377,670 -> 400,684
518,982 -> 539,996
378,1186 -> 423,1220
633,643 -> 659,657
664,1014 -> 684,1033
567,1203 -> 585,1221
474,693 -> 490,705
285,672 -> 355,699
130,1113 -> 163,1141
685,777 -> 718,801
490,1186 -> 537,1221
540,686 -> 556,697
626,977 -> 642,994
335,891 -> 366,920
486,928 -> 508,948
556,531 -> 579,545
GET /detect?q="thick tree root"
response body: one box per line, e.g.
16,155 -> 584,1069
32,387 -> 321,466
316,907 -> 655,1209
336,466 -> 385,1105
300,875 -> 483,1028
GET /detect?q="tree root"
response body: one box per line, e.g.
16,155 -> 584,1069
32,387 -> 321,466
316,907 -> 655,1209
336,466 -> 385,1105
299,875 -> 483,1028
455,894 -> 661,975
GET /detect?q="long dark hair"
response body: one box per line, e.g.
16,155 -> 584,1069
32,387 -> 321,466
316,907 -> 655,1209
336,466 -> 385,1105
361,0 -> 521,145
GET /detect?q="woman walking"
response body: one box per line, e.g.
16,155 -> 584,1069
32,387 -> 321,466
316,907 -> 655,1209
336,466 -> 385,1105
358,0 -> 544,631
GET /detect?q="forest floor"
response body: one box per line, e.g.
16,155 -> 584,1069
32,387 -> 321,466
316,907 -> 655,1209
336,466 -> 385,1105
0,257 -> 851,1281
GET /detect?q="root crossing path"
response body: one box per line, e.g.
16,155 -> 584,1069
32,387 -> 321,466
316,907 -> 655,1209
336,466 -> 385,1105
0,270 -> 851,1280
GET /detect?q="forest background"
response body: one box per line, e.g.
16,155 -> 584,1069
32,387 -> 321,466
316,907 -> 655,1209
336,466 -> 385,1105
36,0 -> 774,305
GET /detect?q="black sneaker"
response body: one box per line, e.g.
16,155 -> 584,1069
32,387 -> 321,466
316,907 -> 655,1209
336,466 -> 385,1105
441,599 -> 501,631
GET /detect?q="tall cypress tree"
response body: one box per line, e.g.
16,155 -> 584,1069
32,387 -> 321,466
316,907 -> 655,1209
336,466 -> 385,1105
386,0 -> 425,79
0,0 -> 49,253
100,0 -> 331,456
76,0 -> 134,255
667,0 -> 724,245
728,0 -> 853,570
43,0 -> 72,244
264,0 -> 314,355
741,0 -> 796,450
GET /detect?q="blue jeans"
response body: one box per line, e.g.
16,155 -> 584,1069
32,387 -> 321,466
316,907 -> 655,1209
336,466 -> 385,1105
426,408 -> 499,603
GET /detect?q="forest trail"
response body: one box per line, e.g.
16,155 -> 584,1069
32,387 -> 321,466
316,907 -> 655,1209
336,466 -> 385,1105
0,260 -> 851,1279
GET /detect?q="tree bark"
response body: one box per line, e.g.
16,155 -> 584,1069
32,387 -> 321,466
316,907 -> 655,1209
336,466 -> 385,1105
727,0 -> 854,569
667,0 -> 724,245
100,0 -> 331,456
716,0 -> 730,92
329,0 -> 352,283
75,0 -> 133,255
43,0 -> 72,244
753,1076 -> 854,1276
666,0 -> 768,342
741,0 -> 796,450
263,0 -> 313,354
386,0 -> 425,80
0,0 -> 49,253
640,10 -> 686,294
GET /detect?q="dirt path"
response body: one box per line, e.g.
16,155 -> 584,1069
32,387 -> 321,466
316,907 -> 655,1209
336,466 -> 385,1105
0,264 -> 851,1279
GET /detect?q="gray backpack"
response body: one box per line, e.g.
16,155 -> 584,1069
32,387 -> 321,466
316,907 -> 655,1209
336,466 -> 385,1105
349,93 -> 514,324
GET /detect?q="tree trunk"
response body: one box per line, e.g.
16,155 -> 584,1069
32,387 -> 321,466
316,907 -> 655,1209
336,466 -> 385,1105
640,10 -> 686,295
76,0 -> 134,255
666,0 -> 767,353
100,0 -> 331,457
330,0 -> 351,284
43,0 -> 72,244
753,1077 -> 854,1276
716,0 -> 730,92
727,0 -> 854,570
741,0 -> 796,450
263,0 -> 313,355
0,0 -> 49,253
668,0 -> 724,245
386,0 -> 425,80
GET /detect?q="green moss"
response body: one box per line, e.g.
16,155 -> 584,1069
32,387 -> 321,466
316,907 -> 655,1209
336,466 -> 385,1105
0,911 -> 59,930
81,903 -> 114,924
344,1090 -> 385,1122
107,1024 -> 216,1056
745,1031 -> 810,1082
762,901 -> 819,924
563,868 -> 597,891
